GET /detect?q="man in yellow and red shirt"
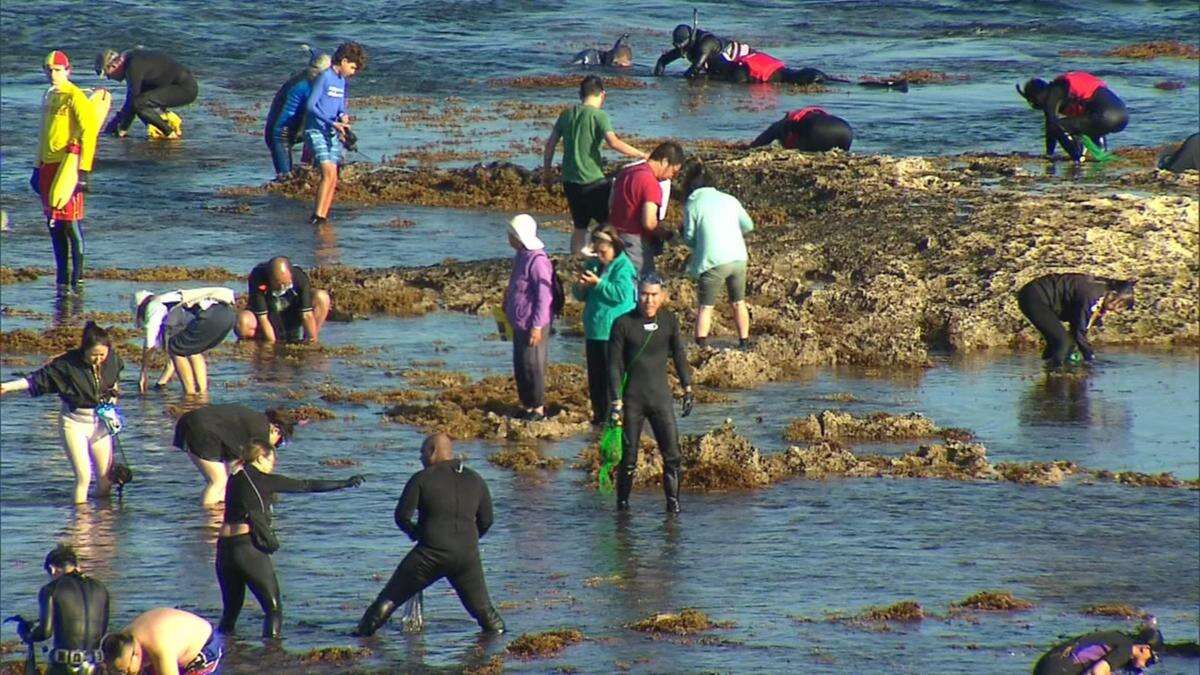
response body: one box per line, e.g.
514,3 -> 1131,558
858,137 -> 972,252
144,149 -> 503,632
34,50 -> 100,296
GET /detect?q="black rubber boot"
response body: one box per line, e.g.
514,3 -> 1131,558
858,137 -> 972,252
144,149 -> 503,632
616,467 -> 634,510
663,466 -> 681,513
351,599 -> 397,637
480,606 -> 506,634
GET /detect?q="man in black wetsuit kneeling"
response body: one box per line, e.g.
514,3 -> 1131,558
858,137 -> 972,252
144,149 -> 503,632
654,23 -> 834,85
15,545 -> 110,675
352,433 -> 505,637
96,48 -> 198,139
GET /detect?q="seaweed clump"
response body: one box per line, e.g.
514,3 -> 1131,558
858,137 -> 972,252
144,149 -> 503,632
488,446 -> 564,472
0,267 -> 49,284
783,410 -> 945,442
280,405 -> 337,423
628,609 -> 726,635
506,629 -> 583,658
1105,41 -> 1200,59
1081,604 -> 1144,619
855,601 -> 925,622
951,591 -> 1034,612
297,646 -> 371,664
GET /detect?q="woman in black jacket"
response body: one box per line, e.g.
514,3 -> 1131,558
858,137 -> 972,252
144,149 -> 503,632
1,322 -> 124,503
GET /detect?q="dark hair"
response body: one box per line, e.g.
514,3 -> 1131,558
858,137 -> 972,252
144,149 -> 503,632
101,632 -> 135,665
1103,278 -> 1136,310
135,296 -> 154,326
80,321 -> 113,352
44,544 -> 77,572
237,439 -> 275,464
333,41 -> 367,69
639,272 -> 665,288
591,224 -> 626,254
264,409 -> 296,443
672,24 -> 693,48
1019,78 -> 1048,109
679,157 -> 709,197
579,75 -> 604,100
649,141 -> 685,167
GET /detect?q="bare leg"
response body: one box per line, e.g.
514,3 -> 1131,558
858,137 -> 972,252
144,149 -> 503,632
188,452 -> 229,506
60,415 -> 93,504
732,300 -> 750,340
173,354 -> 197,394
571,229 -> 588,257
190,354 -> 208,394
695,305 -> 716,340
234,310 -> 259,340
314,161 -> 338,218
157,360 -> 176,387
311,290 -> 332,340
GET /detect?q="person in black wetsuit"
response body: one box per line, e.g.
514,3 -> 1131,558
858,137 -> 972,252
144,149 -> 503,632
749,107 -> 853,152
608,274 -> 694,513
1159,133 -> 1199,173
1033,623 -> 1162,675
1016,274 -> 1136,368
352,433 -> 505,637
173,404 -> 295,506
573,34 -> 634,68
13,545 -> 109,675
654,23 -> 834,85
216,440 -> 363,638
96,48 -> 198,139
1018,72 -> 1129,162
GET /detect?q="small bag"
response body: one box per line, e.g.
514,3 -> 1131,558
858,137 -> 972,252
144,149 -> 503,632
244,472 -> 280,554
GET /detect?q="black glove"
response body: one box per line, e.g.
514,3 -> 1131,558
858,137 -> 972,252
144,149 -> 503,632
344,474 -> 366,488
681,390 -> 695,417
341,128 -> 359,152
104,116 -> 122,136
653,62 -> 666,77
29,167 -> 40,195
15,618 -> 32,643
77,170 -> 91,193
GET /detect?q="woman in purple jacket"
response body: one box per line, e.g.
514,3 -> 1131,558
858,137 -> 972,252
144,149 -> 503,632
503,215 -> 555,421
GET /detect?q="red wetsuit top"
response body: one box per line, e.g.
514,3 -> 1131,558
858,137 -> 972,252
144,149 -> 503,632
1055,71 -> 1106,117
783,107 -> 827,148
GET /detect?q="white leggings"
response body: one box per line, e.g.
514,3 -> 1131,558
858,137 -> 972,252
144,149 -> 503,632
59,408 -> 113,504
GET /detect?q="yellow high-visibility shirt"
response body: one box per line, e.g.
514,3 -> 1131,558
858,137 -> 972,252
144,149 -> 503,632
37,81 -> 98,171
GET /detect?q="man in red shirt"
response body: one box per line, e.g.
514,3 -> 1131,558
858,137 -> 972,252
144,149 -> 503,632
607,142 -> 685,274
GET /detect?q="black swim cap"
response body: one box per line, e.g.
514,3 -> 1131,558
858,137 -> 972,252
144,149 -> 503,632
672,24 -> 693,48
44,544 -> 78,572
1019,78 -> 1049,109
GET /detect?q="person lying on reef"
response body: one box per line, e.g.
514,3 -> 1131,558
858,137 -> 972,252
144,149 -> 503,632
352,433 -> 505,637
173,404 -> 295,506
1159,132 -> 1199,173
265,46 -> 332,180
653,23 -> 836,85
12,544 -> 110,675
1016,274 -> 1135,368
96,48 -> 197,139
1017,71 -> 1129,162
608,274 -> 693,514
101,608 -> 222,675
134,287 -> 237,395
748,107 -> 853,152
235,256 -> 331,344
573,34 -> 634,67
1033,621 -> 1163,675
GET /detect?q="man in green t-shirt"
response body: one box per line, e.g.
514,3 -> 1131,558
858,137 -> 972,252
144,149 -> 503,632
543,75 -> 647,256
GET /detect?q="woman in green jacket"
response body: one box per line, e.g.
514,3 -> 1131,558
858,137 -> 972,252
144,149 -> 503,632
572,225 -> 638,425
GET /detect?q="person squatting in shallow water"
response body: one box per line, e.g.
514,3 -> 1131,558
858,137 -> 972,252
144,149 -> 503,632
102,608 -> 222,675
304,41 -> 366,225
0,322 -> 122,504
1018,71 -> 1129,162
352,433 -> 505,636
543,74 -> 648,256
96,48 -> 197,139
609,274 -> 694,513
235,256 -> 332,344
216,440 -> 364,638
265,46 -> 332,180
1016,273 -> 1136,368
748,107 -> 853,152
1033,620 -> 1164,675
173,404 -> 295,506
504,215 -> 556,421
33,51 -> 100,297
654,22 -> 837,85
572,225 -> 638,426
572,34 -> 634,68
133,287 -> 237,395
12,545 -> 110,675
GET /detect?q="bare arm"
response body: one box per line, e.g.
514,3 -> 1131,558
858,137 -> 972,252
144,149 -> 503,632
640,201 -> 660,234
604,131 -> 646,159
542,126 -> 561,175
0,378 -> 31,395
301,310 -> 318,343
255,314 -> 278,343
1083,661 -> 1112,675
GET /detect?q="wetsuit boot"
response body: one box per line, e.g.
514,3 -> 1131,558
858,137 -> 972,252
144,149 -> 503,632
351,598 -> 397,637
663,466 -> 681,513
480,606 -> 506,634
616,467 -> 634,510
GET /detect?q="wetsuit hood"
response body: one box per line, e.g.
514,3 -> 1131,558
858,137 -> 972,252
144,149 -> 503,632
672,24 -> 693,49
1018,78 -> 1048,109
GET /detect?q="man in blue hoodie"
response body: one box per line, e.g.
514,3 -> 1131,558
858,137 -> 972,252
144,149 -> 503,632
304,41 -> 366,224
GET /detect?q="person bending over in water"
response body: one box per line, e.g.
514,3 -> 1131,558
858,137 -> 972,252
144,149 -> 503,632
96,48 -> 197,139
749,107 -> 853,152
133,287 -> 237,395
353,433 -> 505,636
217,440 -> 363,638
173,404 -> 294,506
1018,71 -> 1129,162
101,608 -> 221,675
13,545 -> 109,675
265,46 -> 331,180
1016,273 -> 1135,368
1033,621 -> 1163,675
654,23 -> 835,85
573,34 -> 634,67
235,256 -> 332,343
1,322 -> 122,503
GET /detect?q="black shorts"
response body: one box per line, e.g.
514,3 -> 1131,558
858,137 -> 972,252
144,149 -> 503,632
563,179 -> 611,230
167,303 -> 236,357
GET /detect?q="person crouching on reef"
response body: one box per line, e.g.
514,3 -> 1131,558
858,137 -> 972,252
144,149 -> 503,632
265,46 -> 331,180
609,274 -> 693,513
235,256 -> 331,344
504,215 -> 555,422
1033,620 -> 1163,675
133,287 -> 237,395
748,107 -> 853,152
96,48 -> 197,139
1016,273 -> 1135,368
572,34 -> 634,68
353,433 -> 505,637
101,608 -> 222,675
174,404 -> 295,506
304,41 -> 366,225
12,544 -> 110,675
1018,71 -> 1128,162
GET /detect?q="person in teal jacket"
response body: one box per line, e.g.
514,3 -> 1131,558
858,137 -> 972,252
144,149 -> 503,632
572,225 -> 637,425
679,159 -> 754,349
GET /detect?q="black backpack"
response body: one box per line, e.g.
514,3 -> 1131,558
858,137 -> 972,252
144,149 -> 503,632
550,259 -> 565,318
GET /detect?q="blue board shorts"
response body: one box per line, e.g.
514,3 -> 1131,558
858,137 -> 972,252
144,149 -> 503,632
305,128 -> 342,165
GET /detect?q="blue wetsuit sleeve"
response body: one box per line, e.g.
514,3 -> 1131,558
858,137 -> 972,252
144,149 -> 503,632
305,71 -> 335,126
394,474 -> 421,540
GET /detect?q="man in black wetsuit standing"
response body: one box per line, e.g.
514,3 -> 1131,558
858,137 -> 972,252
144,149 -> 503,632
608,273 -> 693,513
15,545 -> 110,675
96,48 -> 198,139
352,433 -> 505,637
